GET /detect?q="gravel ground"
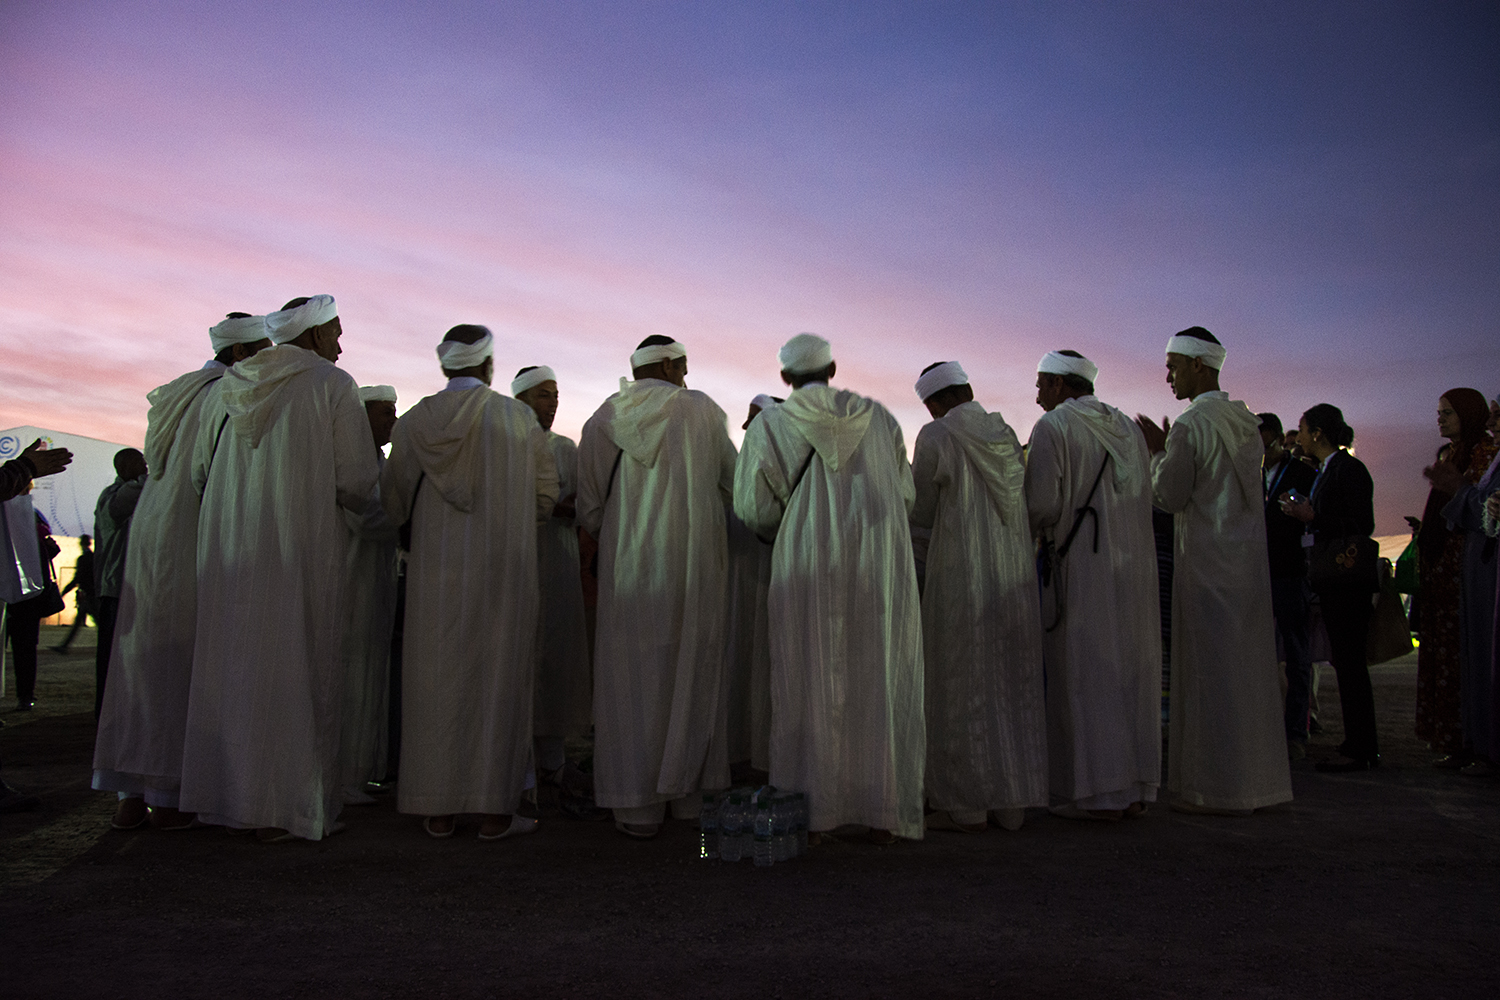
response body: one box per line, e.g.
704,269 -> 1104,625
2,626 -> 1497,998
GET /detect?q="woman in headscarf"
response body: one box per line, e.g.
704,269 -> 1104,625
1428,393 -> 1500,774
1415,388 -> 1496,767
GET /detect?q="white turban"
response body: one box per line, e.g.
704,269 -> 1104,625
265,295 -> 337,345
358,385 -> 397,404
209,315 -> 267,353
778,332 -> 832,375
914,361 -> 968,402
1037,351 -> 1099,385
511,365 -> 556,396
630,340 -> 686,370
1165,333 -> 1226,370
436,328 -> 494,370
750,393 -> 779,411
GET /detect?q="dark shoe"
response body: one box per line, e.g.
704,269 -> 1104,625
1317,755 -> 1379,773
49,645 -> 68,654
14,700 -> 34,713
1434,753 -> 1473,770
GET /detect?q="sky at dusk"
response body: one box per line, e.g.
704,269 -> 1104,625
2,0 -> 1497,534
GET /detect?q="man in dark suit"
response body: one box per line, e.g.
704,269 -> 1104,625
1259,414 -> 1318,757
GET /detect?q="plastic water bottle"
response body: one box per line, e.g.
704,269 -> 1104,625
719,794 -> 744,862
698,792 -> 719,860
793,792 -> 808,854
771,795 -> 792,862
753,798 -> 774,867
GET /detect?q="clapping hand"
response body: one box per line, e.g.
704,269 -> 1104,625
1423,459 -> 1464,495
21,438 -> 72,478
1134,415 -> 1170,455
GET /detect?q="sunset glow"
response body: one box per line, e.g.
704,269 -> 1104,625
3,1 -> 1497,534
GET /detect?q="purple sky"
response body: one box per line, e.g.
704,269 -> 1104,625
3,0 -> 1497,534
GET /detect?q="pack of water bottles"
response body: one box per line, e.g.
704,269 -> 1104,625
698,786 -> 807,866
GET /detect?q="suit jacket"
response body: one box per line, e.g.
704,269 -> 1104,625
1264,453 -> 1317,579
1309,450 -> 1375,542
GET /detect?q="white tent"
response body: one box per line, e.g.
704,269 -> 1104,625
0,426 -> 137,538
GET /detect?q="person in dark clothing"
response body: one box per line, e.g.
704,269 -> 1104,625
92,449 -> 147,720
51,534 -> 95,654
1259,413 -> 1319,756
1,437 -> 72,814
1281,404 -> 1381,771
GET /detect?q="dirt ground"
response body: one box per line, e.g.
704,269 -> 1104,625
2,625 -> 1497,999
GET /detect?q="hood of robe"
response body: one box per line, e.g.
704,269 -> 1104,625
219,345 -> 331,449
1055,396 -> 1142,492
143,366 -> 226,479
939,401 -> 1023,523
401,387 -> 496,513
1185,391 -> 1263,507
604,379 -> 681,468
776,384 -> 874,473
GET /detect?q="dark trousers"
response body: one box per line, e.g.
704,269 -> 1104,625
1272,576 -> 1314,741
6,612 -> 41,705
1320,589 -> 1379,761
384,568 -> 406,782
55,599 -> 94,652
95,596 -> 119,721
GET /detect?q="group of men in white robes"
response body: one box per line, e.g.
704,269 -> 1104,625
91,308 -> 1292,844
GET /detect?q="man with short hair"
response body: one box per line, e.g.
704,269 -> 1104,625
513,364 -> 592,793
577,335 -> 736,839
180,295 -> 380,841
1258,412 -> 1318,756
337,385 -> 401,807
1136,327 -> 1292,814
93,448 -> 148,720
93,312 -> 270,830
735,333 -> 925,842
1025,350 -> 1161,820
911,362 -> 1047,833
384,327 -> 557,840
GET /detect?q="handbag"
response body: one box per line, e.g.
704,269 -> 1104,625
1392,538 -> 1419,595
1366,557 -> 1413,664
1308,534 -> 1379,594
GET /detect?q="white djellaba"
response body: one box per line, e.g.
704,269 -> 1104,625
1149,335 -> 1291,812
1024,354 -> 1161,813
734,334 -> 926,840
93,314 -> 268,808
724,395 -> 778,772
180,297 -> 379,839
382,352 -> 559,820
910,364 -> 1048,826
576,344 -> 736,826
337,385 -> 401,802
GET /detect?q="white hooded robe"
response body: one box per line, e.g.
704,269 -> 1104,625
911,401 -> 1048,815
734,383 -> 926,839
382,383 -> 558,817
339,450 -> 399,794
93,362 -> 227,806
1150,391 -> 1292,811
1024,396 -> 1161,810
535,431 -> 592,741
179,345 -> 379,839
576,378 -> 736,812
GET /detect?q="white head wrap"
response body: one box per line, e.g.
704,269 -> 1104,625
358,385 -> 397,404
209,315 -> 267,353
1165,333 -> 1227,370
436,328 -> 495,370
630,340 -> 686,370
750,393 -> 779,411
265,295 -> 337,345
914,361 -> 968,402
778,333 -> 833,375
1037,351 -> 1099,385
511,365 -> 556,397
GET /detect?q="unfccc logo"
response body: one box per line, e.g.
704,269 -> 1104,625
0,435 -> 23,460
